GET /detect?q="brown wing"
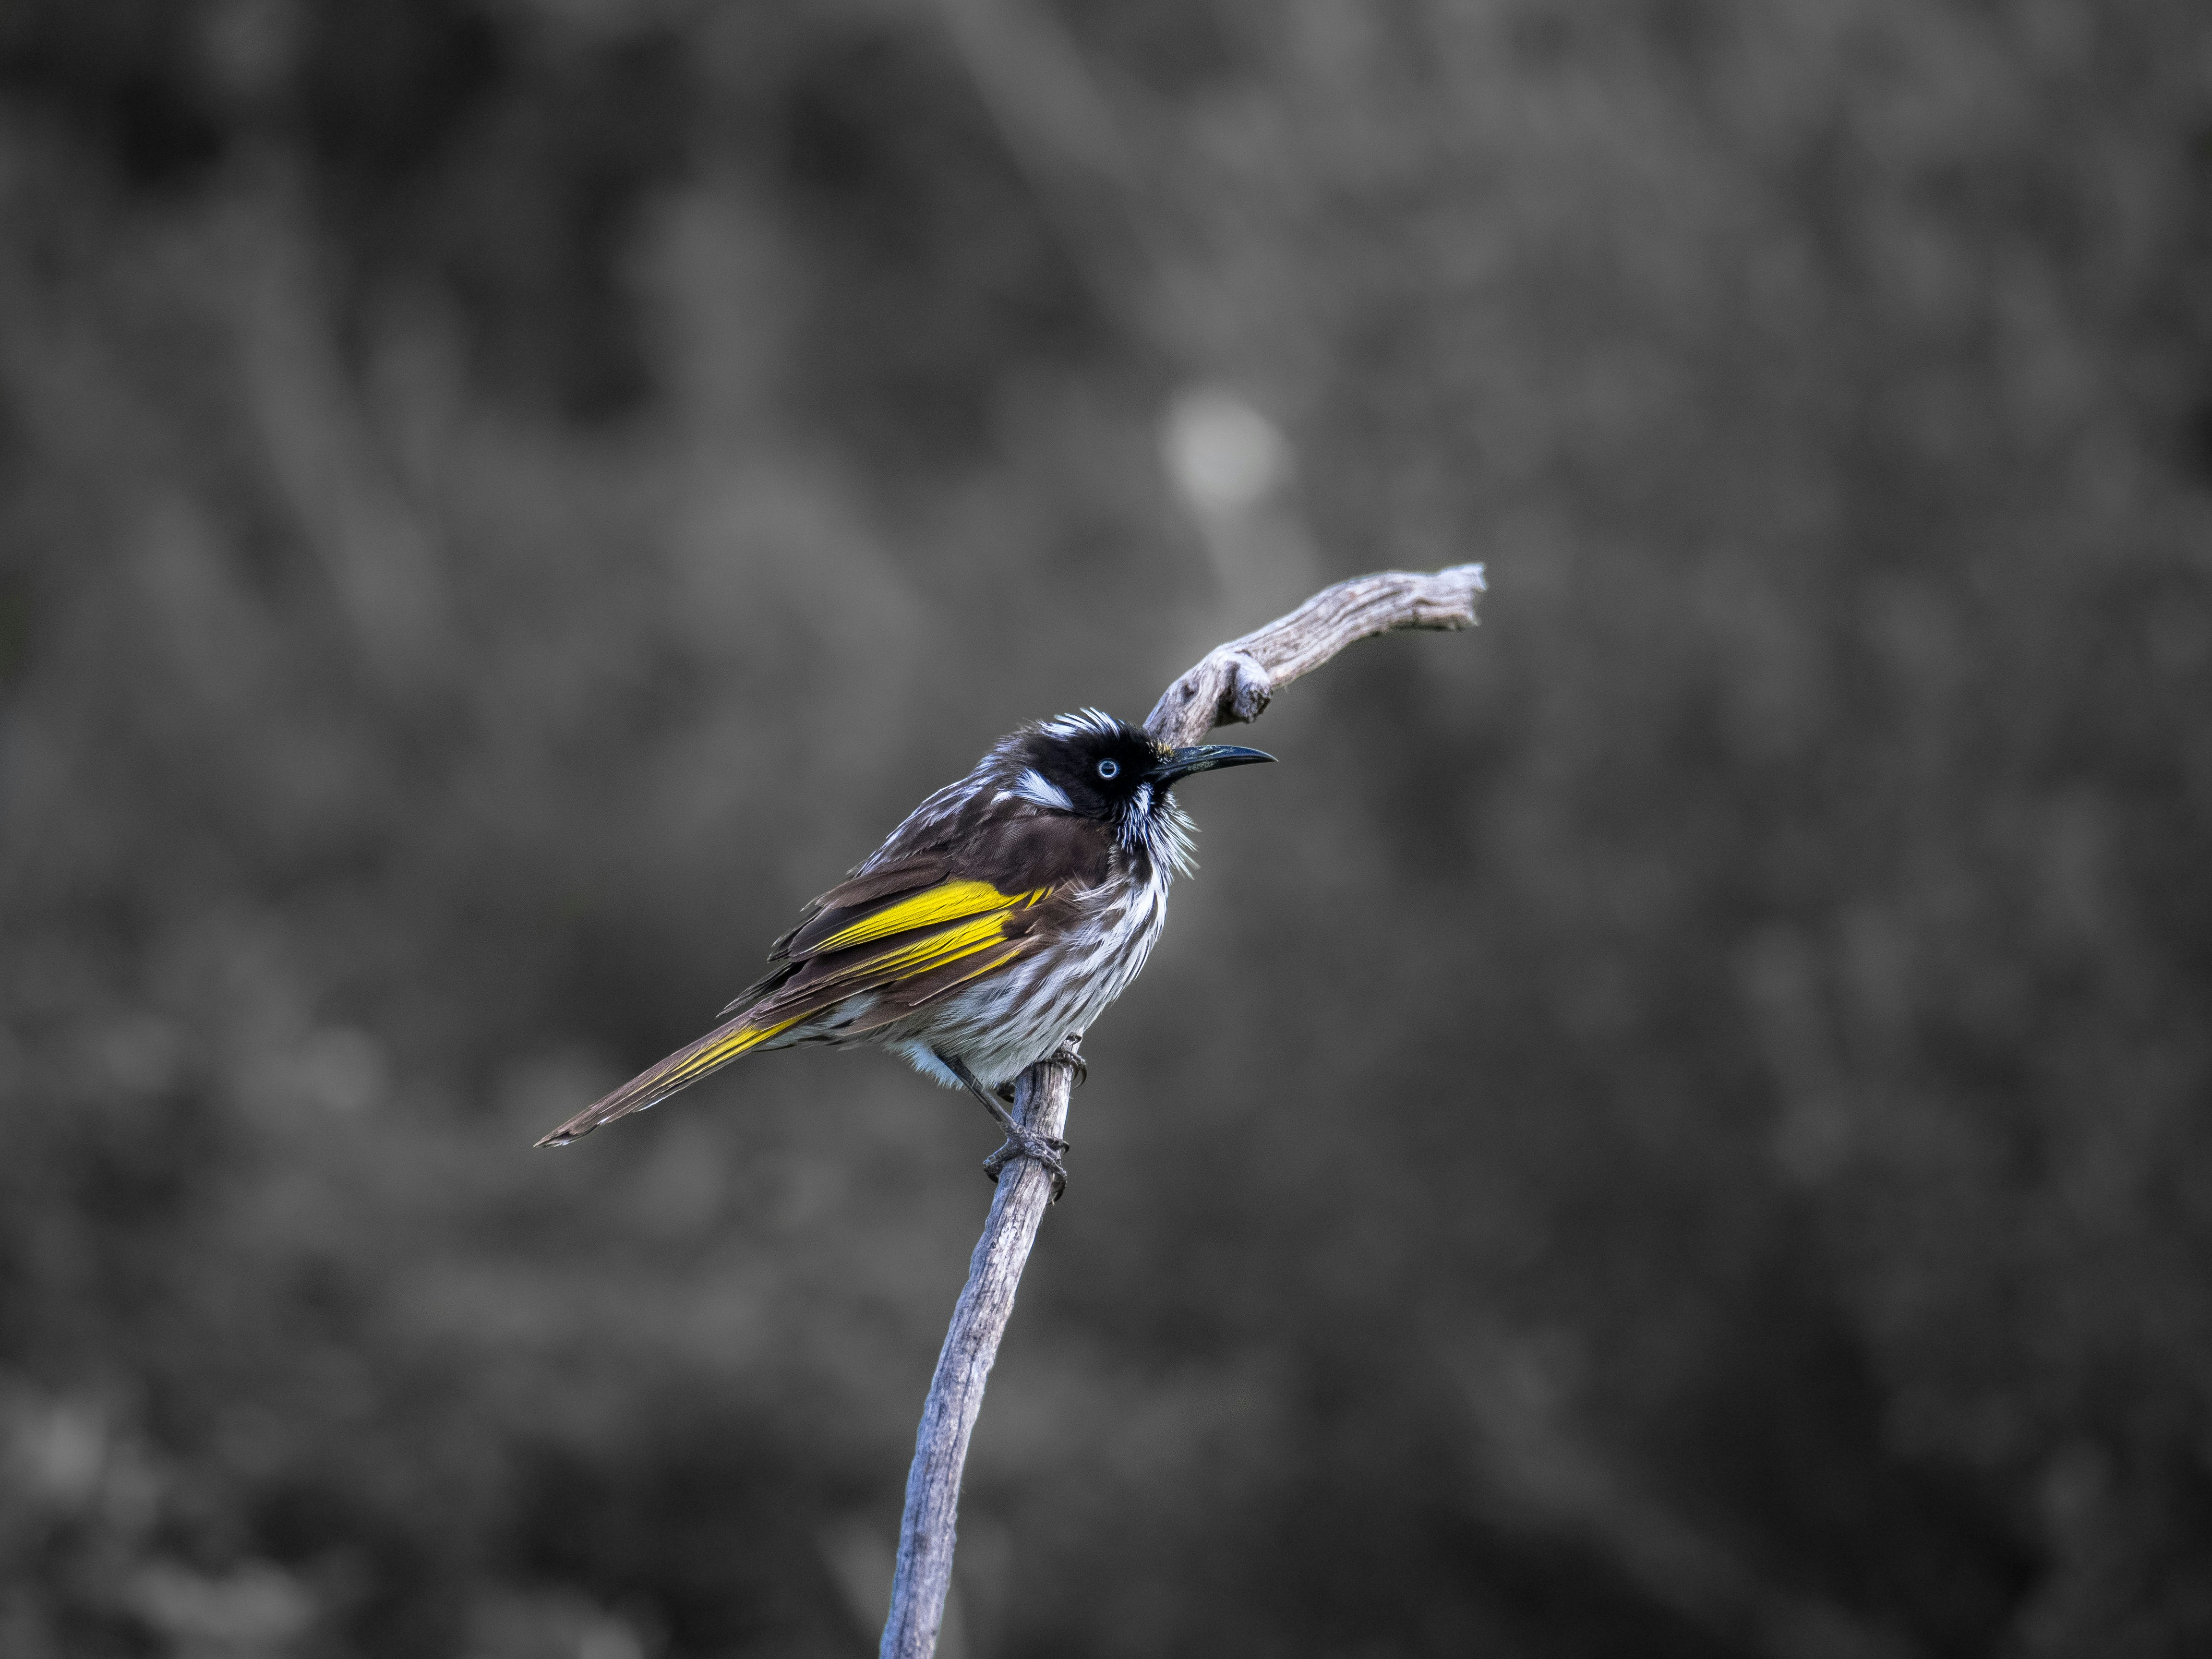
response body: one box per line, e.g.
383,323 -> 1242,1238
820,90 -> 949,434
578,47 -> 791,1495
535,806 -> 1111,1147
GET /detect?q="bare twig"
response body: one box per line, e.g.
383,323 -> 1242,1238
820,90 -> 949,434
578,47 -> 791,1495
880,564 -> 1487,1659
880,1058 -> 1072,1659
1144,563 -> 1488,748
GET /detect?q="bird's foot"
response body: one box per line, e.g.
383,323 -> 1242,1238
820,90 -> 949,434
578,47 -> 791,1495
1048,1032 -> 1088,1090
983,1128 -> 1069,1202
936,1046 -> 1071,1201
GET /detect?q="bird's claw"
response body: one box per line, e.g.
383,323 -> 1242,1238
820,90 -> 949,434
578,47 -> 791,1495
983,1130 -> 1069,1202
1049,1032 -> 1088,1090
936,1045 -> 1071,1200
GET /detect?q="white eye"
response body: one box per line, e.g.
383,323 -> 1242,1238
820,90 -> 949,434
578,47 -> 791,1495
1096,758 -> 1120,780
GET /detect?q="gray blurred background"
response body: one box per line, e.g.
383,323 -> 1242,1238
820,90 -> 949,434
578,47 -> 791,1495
2,2 -> 2210,1656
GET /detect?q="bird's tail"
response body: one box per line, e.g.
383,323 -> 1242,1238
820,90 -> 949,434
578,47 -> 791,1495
534,1009 -> 805,1147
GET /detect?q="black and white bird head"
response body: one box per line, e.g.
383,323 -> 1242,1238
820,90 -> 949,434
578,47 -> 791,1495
989,710 -> 1273,866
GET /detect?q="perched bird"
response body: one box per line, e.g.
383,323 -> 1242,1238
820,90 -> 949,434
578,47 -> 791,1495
537,710 -> 1272,1191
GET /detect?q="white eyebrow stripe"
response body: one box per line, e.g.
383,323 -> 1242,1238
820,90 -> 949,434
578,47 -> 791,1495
1014,769 -> 1074,811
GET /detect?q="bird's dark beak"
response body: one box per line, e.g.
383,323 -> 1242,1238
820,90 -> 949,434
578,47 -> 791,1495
1150,744 -> 1276,788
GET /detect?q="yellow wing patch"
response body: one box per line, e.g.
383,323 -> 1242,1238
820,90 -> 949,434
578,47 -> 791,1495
777,912 -> 1025,1011
810,878 -> 1048,954
533,881 -> 1050,1146
659,1012 -> 809,1091
659,886 -> 1050,1094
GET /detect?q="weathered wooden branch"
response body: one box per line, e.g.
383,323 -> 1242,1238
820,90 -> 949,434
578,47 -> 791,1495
879,563 -> 1487,1659
879,1058 -> 1073,1659
1143,564 -> 1487,747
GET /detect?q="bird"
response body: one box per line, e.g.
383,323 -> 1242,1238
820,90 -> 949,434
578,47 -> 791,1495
536,709 -> 1273,1194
